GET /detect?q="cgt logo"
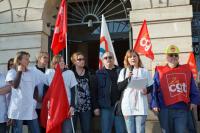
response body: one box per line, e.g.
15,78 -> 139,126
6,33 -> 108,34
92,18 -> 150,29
169,82 -> 187,93
166,73 -> 188,97
140,37 -> 151,51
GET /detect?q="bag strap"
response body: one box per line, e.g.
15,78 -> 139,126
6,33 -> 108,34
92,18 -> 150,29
123,68 -> 127,80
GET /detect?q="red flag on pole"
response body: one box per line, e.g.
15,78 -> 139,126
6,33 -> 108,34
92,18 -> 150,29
133,20 -> 154,60
40,65 -> 70,133
187,52 -> 198,79
51,0 -> 67,55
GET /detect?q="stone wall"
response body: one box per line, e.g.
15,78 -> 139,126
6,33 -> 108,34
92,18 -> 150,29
130,0 -> 193,70
130,0 -> 200,132
0,0 -> 50,74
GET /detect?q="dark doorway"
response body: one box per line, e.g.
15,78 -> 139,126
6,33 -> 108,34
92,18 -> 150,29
68,38 -> 129,70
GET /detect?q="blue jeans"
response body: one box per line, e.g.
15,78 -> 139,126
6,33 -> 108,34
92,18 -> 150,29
101,107 -> 127,133
187,110 -> 197,133
158,108 -> 187,133
62,118 -> 73,133
124,115 -> 147,133
0,123 -> 6,133
12,119 -> 40,133
73,111 -> 92,133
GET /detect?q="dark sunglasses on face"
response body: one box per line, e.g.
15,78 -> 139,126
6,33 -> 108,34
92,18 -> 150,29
103,56 -> 113,60
168,53 -> 179,57
77,58 -> 85,61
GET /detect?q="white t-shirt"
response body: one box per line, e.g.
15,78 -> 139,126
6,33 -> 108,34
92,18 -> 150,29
30,66 -> 47,109
118,68 -> 153,116
45,69 -> 77,104
0,73 -> 8,123
6,68 -> 46,120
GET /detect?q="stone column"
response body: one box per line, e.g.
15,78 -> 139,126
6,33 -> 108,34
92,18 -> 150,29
0,0 -> 50,73
129,0 -> 197,133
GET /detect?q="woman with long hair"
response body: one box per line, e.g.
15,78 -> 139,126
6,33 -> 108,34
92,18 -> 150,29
117,49 -> 153,133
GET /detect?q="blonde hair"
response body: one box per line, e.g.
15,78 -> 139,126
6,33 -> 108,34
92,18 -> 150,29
35,51 -> 48,64
51,55 -> 62,69
14,51 -> 30,68
123,49 -> 143,68
71,52 -> 84,64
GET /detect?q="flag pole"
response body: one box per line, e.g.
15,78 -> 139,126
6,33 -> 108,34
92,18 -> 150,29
66,0 -> 68,65
71,116 -> 75,133
66,34 -> 68,65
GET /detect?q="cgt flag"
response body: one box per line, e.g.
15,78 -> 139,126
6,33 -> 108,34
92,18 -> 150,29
133,20 -> 154,60
187,52 -> 198,79
51,0 -> 67,55
99,14 -> 118,69
40,65 -> 70,133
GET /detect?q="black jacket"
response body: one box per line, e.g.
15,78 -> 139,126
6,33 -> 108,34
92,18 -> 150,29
96,66 -> 121,108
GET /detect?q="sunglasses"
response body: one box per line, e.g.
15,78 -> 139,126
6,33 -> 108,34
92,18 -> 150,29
103,56 -> 113,60
168,54 -> 179,57
77,58 -> 85,61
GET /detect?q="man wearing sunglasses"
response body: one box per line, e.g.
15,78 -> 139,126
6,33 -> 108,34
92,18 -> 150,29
95,52 -> 127,133
151,45 -> 200,133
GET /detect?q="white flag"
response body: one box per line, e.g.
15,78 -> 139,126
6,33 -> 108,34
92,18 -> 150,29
99,14 -> 118,69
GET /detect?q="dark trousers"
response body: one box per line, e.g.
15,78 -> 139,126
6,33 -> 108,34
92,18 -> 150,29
0,123 -> 6,133
36,109 -> 46,133
73,111 -> 92,133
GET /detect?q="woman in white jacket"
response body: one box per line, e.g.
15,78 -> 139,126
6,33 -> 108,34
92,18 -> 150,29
117,50 -> 153,133
6,51 -> 46,133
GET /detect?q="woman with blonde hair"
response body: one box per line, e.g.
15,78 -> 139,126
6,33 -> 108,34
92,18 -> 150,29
32,51 -> 49,133
5,51 -> 46,133
117,49 -> 153,133
70,52 -> 98,133
46,55 -> 77,133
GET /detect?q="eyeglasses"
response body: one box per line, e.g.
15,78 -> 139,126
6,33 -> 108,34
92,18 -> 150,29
77,58 -> 85,61
103,56 -> 113,60
168,54 -> 179,57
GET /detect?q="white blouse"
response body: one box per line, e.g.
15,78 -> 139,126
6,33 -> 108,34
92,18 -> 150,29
45,69 -> 77,104
0,74 -> 8,123
117,68 -> 153,116
6,68 -> 46,120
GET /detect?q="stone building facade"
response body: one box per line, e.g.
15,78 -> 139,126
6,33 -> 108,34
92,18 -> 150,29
0,0 -> 199,132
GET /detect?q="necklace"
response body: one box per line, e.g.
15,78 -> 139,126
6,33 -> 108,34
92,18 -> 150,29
77,68 -> 85,76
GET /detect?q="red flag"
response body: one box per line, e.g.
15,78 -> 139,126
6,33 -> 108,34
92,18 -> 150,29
133,20 -> 154,60
40,65 -> 70,133
51,0 -> 67,55
187,52 -> 198,79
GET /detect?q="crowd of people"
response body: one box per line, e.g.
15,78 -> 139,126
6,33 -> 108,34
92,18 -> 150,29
0,45 -> 200,133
